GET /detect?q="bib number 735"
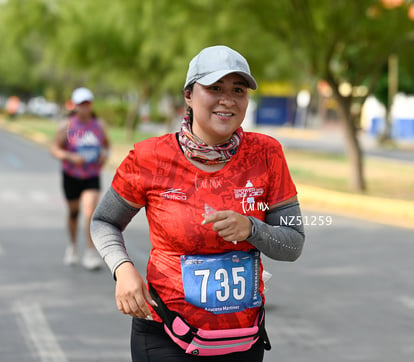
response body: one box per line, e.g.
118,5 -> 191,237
181,251 -> 262,314
195,266 -> 246,303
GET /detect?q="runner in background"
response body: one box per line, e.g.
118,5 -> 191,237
5,95 -> 20,119
51,87 -> 110,270
91,46 -> 305,361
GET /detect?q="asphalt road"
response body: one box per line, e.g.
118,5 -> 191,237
1,129 -> 413,362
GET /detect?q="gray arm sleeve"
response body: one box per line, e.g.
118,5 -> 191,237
246,202 -> 305,261
90,186 -> 140,278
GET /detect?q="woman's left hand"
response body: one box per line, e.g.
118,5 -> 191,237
99,149 -> 110,166
202,210 -> 252,243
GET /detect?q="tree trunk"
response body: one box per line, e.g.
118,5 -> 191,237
125,96 -> 141,141
331,88 -> 366,192
378,107 -> 392,143
379,54 -> 398,143
124,85 -> 151,141
342,116 -> 366,191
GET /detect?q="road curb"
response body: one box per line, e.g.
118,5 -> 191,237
0,118 -> 50,146
298,184 -> 414,230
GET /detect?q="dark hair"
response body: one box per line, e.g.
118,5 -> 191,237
184,83 -> 194,122
67,108 -> 98,119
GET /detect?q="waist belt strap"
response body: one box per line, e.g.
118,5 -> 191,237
149,283 -> 196,344
148,283 -> 271,351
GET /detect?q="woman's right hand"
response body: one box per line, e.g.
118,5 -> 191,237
68,153 -> 85,166
114,262 -> 158,319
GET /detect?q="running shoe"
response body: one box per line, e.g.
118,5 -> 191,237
82,248 -> 103,270
63,245 -> 79,266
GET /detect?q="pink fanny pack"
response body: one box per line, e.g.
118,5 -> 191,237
149,284 -> 271,356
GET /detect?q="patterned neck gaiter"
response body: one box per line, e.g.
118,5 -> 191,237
178,117 -> 243,165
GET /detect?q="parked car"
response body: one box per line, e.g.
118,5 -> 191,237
26,96 -> 60,118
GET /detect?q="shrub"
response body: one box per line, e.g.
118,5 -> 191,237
94,100 -> 129,127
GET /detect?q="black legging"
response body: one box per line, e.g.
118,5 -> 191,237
130,318 -> 265,362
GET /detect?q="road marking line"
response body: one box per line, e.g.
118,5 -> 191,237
0,190 -> 56,204
29,190 -> 49,202
0,190 -> 20,201
14,302 -> 68,362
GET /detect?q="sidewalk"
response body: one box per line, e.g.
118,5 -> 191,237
1,118 -> 413,230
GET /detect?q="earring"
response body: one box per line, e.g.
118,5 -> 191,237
185,106 -> 193,121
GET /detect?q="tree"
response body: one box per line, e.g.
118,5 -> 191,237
50,0 -> 214,136
1,0 -> 412,192
248,0 -> 414,191
374,59 -> 414,140
0,0 -> 88,102
0,0 -> 59,96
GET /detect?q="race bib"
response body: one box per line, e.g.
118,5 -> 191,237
77,144 -> 100,163
181,250 -> 262,314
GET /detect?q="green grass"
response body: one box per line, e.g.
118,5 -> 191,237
2,117 -> 413,201
285,149 -> 414,201
3,117 -> 158,145
107,126 -> 157,145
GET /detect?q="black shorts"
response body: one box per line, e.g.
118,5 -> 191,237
130,318 -> 265,362
62,172 -> 100,201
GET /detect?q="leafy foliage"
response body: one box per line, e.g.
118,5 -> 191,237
2,0 -> 413,101
1,0 -> 414,190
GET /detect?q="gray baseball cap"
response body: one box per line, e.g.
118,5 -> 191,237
184,45 -> 257,90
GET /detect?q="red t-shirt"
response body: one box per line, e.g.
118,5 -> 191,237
112,132 -> 297,330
